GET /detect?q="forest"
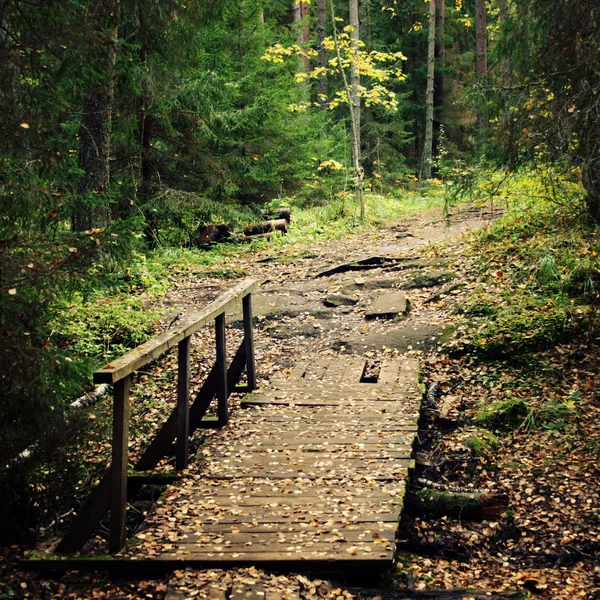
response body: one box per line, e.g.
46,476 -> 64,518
1,0 -> 599,597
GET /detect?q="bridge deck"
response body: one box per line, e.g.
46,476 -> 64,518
125,356 -> 422,568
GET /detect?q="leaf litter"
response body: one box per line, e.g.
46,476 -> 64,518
8,205 -> 598,598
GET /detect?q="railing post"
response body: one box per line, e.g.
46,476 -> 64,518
176,336 -> 191,470
215,313 -> 228,426
243,293 -> 257,391
110,375 -> 130,553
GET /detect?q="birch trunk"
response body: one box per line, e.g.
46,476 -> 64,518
317,0 -> 327,106
433,0 -> 445,156
475,0 -> 488,130
421,0 -> 436,181
349,0 -> 364,219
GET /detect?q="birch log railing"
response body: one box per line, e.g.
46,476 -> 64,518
56,279 -> 259,554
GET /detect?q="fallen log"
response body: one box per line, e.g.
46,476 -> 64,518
244,218 -> 288,237
404,488 -> 509,521
261,207 -> 291,223
199,223 -> 232,244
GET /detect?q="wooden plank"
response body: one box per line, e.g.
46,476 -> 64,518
209,442 -> 414,454
215,313 -> 228,426
319,357 -> 366,383
242,294 -> 257,391
286,358 -> 330,381
222,437 -> 413,446
154,550 -> 393,562
181,495 -> 403,511
162,529 -> 397,545
230,580 -> 266,600
182,522 -> 398,535
170,507 -> 401,524
242,396 -> 416,407
176,337 -> 191,471
266,590 -> 299,600
379,358 -> 419,384
29,556 -> 393,574
208,448 -> 413,461
110,376 -> 130,553
94,279 -> 258,384
160,541 -> 394,557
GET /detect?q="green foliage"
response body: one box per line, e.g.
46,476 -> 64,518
452,174 -> 600,360
490,0 -> 600,222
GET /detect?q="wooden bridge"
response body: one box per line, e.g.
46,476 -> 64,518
33,279 -> 422,575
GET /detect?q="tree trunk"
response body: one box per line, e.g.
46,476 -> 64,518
293,0 -> 311,77
433,0 -> 445,157
349,0 -> 364,219
583,161 -> 600,225
475,0 -> 488,130
244,219 -> 289,237
136,0 -> 158,244
405,488 -> 509,521
498,0 -> 516,168
421,0 -> 436,181
329,0 -> 364,219
72,0 -> 118,232
317,0 -> 327,107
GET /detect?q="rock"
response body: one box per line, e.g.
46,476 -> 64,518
323,293 -> 358,307
314,256 -> 411,278
228,293 -> 332,322
340,277 -> 397,292
365,292 -> 410,319
336,324 -> 454,352
402,271 -> 456,289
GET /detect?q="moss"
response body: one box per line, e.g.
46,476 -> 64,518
463,431 -> 499,456
476,398 -> 530,431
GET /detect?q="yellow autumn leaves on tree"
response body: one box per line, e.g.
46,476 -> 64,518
261,29 -> 406,114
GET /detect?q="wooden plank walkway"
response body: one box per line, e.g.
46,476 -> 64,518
126,356 -> 422,570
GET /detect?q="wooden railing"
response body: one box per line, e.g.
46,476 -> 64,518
56,279 -> 259,554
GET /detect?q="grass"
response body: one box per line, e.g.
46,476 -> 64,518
49,187 -> 446,380
446,170 -> 600,360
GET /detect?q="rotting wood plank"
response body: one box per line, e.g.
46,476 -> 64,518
161,529 -> 397,545
177,522 -> 399,535
319,357 -> 366,383
94,279 -> 258,384
286,358 -> 331,381
230,581 -> 266,600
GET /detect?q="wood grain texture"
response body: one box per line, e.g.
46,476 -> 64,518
94,279 -> 258,384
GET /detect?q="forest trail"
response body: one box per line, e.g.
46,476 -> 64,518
155,204 -> 503,597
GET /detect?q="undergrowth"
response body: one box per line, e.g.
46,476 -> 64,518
450,177 -> 600,360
